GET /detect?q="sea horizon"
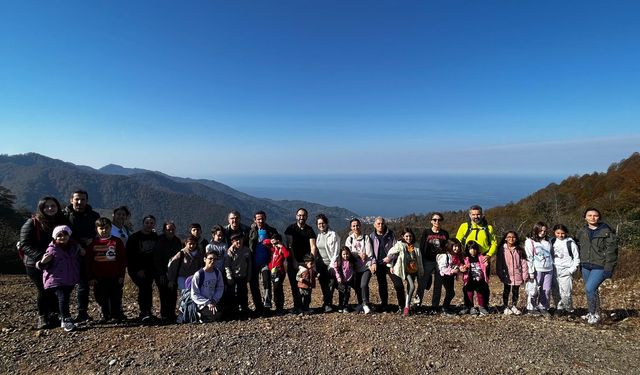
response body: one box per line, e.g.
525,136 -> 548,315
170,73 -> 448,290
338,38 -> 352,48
214,173 -> 564,218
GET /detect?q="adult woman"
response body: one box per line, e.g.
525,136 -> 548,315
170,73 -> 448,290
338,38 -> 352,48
416,212 -> 449,312
344,218 -> 373,314
111,206 -> 132,245
19,196 -> 68,329
315,214 -> 340,312
575,208 -> 618,324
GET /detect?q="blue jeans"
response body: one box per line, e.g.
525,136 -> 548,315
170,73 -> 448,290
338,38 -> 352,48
581,266 -> 606,314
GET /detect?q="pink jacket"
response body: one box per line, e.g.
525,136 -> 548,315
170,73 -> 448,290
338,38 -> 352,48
462,255 -> 489,285
497,245 -> 528,286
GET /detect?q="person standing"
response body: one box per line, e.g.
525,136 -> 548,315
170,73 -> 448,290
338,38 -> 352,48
315,214 -> 340,312
455,205 -> 497,258
344,218 -> 373,314
111,206 -> 132,245
19,196 -> 68,329
285,208 -> 318,313
63,190 -> 100,323
416,212 -> 449,313
575,208 -> 618,325
154,221 -> 183,323
369,217 -> 401,312
126,215 -> 159,323
248,210 -> 279,315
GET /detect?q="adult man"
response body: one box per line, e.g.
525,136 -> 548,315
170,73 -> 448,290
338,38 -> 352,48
224,210 -> 250,247
455,205 -> 497,258
248,210 -> 279,314
284,208 -> 317,313
126,215 -> 160,323
63,190 -> 100,323
368,217 -> 402,312
416,212 -> 449,312
153,221 -> 183,324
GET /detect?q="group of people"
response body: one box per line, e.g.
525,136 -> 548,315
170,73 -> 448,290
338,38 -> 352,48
19,192 -> 619,332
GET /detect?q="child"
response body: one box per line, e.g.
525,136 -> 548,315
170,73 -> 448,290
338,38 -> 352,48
495,231 -> 528,316
35,225 -> 84,332
436,239 -> 464,316
205,225 -> 227,271
460,241 -> 490,316
385,228 -> 424,316
525,222 -> 553,316
296,254 -> 318,314
168,235 -> 205,292
551,224 -> 580,315
262,234 -> 290,314
333,246 -> 355,313
86,217 -> 127,323
224,233 -> 252,315
189,249 -> 225,323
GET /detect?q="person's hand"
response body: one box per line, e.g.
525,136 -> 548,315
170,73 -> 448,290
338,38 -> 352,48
382,257 -> 390,264
482,256 -> 489,266
41,253 -> 53,263
208,303 -> 217,314
369,263 -> 377,273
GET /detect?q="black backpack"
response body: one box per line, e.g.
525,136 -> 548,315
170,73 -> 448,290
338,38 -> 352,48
460,219 -> 492,248
550,238 -> 576,260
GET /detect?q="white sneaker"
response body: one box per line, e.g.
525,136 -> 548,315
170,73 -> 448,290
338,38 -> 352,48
363,305 -> 371,314
503,307 -> 513,315
511,306 -> 522,315
587,313 -> 600,325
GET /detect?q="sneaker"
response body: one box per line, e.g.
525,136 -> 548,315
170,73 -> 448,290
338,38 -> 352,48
323,304 -> 334,313
587,313 -> 600,325
140,314 -> 153,325
478,307 -> 489,316
442,307 -> 456,316
362,304 -> 371,315
75,312 -> 92,324
469,307 -> 479,316
412,295 -> 421,305
528,309 -> 540,316
459,308 -> 470,315
98,315 -> 111,324
581,313 -> 590,320
263,302 -> 272,309
511,306 -> 522,315
61,318 -> 76,332
36,315 -> 49,330
503,307 -> 513,316
403,307 -> 410,317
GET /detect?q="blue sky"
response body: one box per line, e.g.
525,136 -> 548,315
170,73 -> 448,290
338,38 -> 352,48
1,1 -> 639,178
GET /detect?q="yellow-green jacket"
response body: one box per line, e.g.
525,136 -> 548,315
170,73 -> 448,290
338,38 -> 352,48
456,220 -> 498,257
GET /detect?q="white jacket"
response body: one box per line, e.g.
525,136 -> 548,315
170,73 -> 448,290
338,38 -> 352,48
552,238 -> 580,275
316,230 -> 341,267
525,238 -> 553,273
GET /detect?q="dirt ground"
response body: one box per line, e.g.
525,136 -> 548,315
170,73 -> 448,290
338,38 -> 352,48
1,272 -> 639,375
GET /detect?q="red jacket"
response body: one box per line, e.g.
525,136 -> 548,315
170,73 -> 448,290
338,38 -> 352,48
264,239 -> 290,273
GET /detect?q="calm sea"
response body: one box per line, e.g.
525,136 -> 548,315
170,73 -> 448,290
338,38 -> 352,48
217,174 -> 562,218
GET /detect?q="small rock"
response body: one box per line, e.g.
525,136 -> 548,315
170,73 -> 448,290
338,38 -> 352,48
108,359 -> 117,366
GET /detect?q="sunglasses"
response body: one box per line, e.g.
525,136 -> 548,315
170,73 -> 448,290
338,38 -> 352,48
431,218 -> 442,222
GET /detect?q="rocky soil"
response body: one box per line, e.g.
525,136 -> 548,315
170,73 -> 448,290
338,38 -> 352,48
1,273 -> 639,375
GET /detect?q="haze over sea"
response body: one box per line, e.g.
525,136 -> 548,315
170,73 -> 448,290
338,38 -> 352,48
217,174 -> 562,218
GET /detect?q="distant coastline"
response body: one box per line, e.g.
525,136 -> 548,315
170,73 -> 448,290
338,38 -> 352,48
216,174 -> 563,218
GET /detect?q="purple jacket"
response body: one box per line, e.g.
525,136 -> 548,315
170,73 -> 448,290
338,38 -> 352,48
40,241 -> 82,289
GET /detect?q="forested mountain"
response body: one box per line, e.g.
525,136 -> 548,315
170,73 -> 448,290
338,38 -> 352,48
0,153 -> 357,235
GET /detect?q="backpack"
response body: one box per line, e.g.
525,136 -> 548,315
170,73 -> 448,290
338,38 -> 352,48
178,268 -> 206,324
460,219 -> 492,248
550,238 -> 576,260
16,218 -> 41,261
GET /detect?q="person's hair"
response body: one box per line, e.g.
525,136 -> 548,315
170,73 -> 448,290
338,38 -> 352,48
316,213 -> 328,225
142,215 -> 156,223
35,196 -> 64,230
469,205 -> 483,213
430,212 -> 444,221
95,217 -> 112,228
349,218 -> 361,228
163,221 -> 176,232
254,210 -> 266,218
303,254 -> 315,263
271,233 -> 282,242
552,224 -> 569,233
190,223 -> 202,230
228,210 -> 241,219
72,190 -> 89,198
465,240 -> 481,257
399,227 -> 416,244
583,207 -> 601,218
112,206 -> 131,217
498,231 -> 527,259
211,224 -> 224,234
185,235 -> 199,244
205,248 -> 219,258
336,246 -> 355,266
445,238 -> 464,262
297,208 -> 308,216
529,222 -> 548,241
